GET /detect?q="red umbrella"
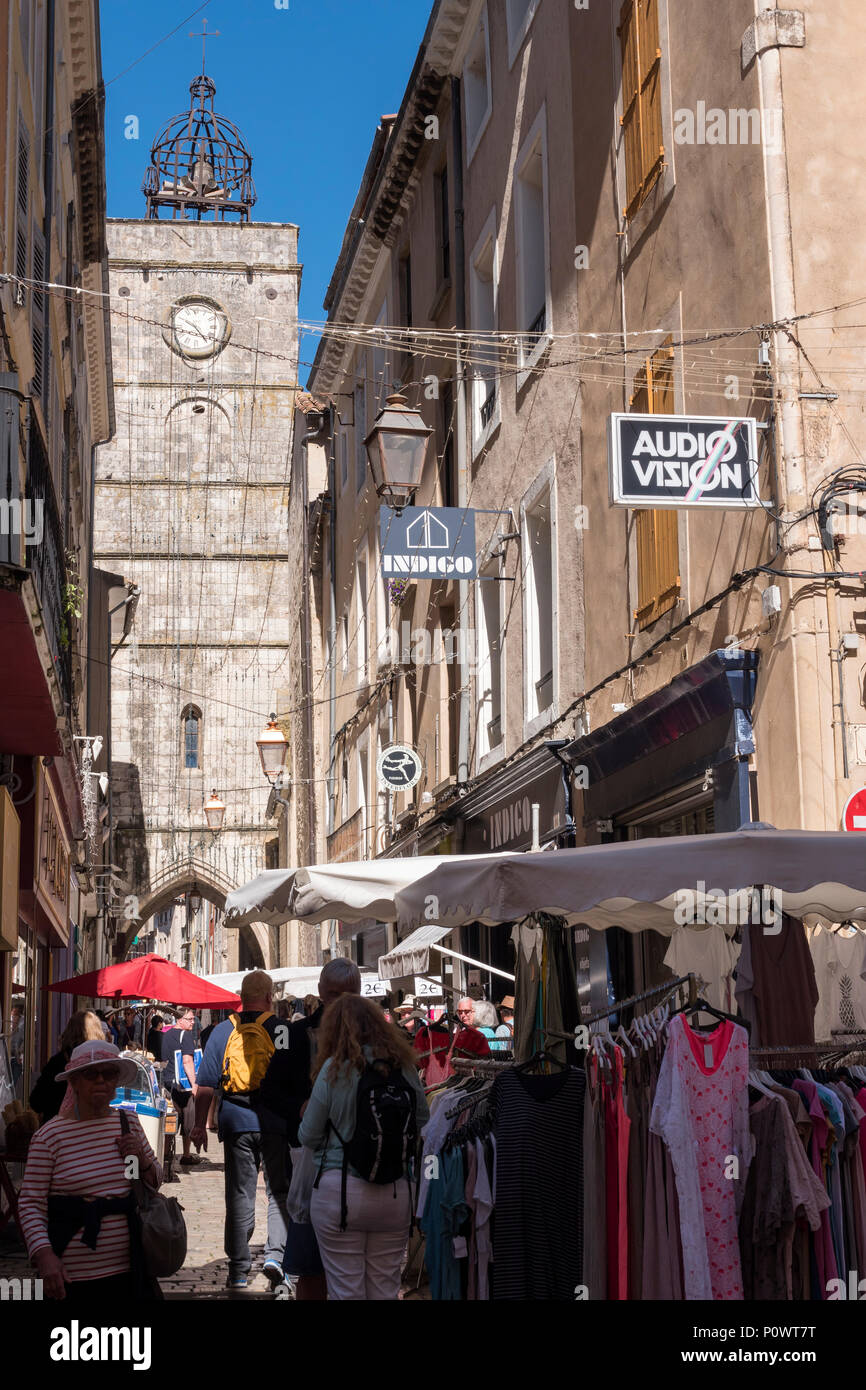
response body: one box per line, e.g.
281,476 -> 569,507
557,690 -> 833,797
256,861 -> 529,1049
45,954 -> 241,1009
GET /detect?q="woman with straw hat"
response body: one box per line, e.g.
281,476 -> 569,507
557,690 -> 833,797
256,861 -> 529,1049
17,1041 -> 163,1301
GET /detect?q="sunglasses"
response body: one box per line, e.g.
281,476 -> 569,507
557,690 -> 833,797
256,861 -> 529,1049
79,1068 -> 121,1082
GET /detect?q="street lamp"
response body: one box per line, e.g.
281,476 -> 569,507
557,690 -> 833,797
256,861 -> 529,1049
188,886 -> 202,915
364,392 -> 433,511
203,789 -> 226,831
256,713 -> 288,785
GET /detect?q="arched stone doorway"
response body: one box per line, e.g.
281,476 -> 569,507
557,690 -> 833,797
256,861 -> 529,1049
114,856 -> 270,969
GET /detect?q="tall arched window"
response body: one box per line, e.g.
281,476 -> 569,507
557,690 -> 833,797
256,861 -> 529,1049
182,705 -> 202,769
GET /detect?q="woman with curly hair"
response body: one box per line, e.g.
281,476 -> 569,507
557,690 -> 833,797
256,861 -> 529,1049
298,993 -> 429,1300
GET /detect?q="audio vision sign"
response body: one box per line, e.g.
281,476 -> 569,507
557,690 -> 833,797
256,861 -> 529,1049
609,413 -> 760,509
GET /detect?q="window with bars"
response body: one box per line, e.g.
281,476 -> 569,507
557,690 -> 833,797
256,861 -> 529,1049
619,0 -> 665,220
632,337 -> 679,629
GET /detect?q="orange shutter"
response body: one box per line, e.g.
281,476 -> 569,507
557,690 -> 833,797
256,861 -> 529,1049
638,0 -> 664,198
633,339 -> 679,628
619,0 -> 643,218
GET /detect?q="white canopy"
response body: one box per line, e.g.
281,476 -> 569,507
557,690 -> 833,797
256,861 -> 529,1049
223,854 -> 510,928
393,828 -> 866,936
378,925 -> 452,981
198,965 -> 381,998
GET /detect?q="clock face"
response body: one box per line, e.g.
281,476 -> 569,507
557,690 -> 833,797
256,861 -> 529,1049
171,302 -> 226,358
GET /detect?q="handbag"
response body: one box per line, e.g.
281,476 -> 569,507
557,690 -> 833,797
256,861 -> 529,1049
118,1111 -> 187,1277
286,1144 -> 316,1224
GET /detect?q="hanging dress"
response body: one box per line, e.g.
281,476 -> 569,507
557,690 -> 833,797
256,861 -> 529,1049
650,1014 -> 751,1300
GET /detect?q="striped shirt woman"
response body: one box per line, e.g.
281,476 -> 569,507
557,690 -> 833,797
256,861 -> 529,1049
17,1040 -> 162,1299
18,1111 -> 160,1282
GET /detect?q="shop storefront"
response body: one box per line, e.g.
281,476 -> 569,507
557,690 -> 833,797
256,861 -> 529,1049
13,761 -> 73,1101
564,649 -> 759,1014
431,741 -> 574,1003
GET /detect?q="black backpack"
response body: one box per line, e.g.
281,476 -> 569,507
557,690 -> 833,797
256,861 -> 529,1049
315,1059 -> 418,1231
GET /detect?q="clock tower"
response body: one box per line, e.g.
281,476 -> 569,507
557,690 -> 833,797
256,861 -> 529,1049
93,73 -> 307,971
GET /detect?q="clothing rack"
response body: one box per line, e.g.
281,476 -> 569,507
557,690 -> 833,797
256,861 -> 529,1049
751,1036 -> 866,1066
578,973 -> 699,1030
450,1056 -> 513,1074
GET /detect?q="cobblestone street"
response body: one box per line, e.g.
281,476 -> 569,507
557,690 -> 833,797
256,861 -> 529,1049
158,1140 -> 273,1300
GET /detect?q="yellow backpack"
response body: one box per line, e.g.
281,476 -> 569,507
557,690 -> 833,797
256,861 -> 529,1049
220,1012 -> 275,1095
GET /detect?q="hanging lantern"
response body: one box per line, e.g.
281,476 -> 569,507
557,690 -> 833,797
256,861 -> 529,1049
256,713 -> 288,784
203,789 -> 226,831
364,393 -> 433,511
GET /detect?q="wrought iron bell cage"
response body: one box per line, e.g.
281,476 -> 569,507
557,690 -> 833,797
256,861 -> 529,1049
142,75 -> 256,222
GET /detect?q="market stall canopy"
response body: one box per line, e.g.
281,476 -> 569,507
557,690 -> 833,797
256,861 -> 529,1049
198,964 -> 382,998
393,828 -> 866,936
224,854 -> 508,928
378,925 -> 452,981
45,954 -> 242,1009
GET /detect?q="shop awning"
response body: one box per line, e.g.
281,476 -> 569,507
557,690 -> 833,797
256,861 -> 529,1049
224,853 -> 510,928
378,925 -> 452,981
198,965 -> 381,998
393,827 -> 866,936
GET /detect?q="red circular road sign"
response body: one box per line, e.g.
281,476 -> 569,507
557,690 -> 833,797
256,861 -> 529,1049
842,788 -> 866,832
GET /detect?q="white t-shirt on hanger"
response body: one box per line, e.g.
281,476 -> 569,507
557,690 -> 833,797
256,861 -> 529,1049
808,925 -> 866,1039
663,924 -> 741,1013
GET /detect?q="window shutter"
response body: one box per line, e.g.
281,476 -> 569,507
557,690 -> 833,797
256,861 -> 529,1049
633,338 -> 679,628
31,229 -> 46,403
638,0 -> 664,198
619,0 -> 643,218
16,121 -> 29,283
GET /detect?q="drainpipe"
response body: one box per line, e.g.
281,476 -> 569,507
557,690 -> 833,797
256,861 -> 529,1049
451,77 -> 470,785
300,413 -> 325,879
752,5 -> 828,818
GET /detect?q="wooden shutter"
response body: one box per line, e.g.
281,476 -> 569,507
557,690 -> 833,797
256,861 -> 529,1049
620,0 -> 665,220
638,0 -> 664,198
633,339 -> 679,628
31,229 -> 46,403
16,120 -> 29,283
619,0 -> 643,218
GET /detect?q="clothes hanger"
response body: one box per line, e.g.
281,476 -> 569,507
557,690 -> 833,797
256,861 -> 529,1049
747,1069 -> 778,1099
514,1048 -> 567,1073
670,995 -> 749,1033
615,1023 -> 638,1059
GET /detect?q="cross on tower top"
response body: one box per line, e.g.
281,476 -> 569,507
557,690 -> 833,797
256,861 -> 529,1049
188,17 -> 221,74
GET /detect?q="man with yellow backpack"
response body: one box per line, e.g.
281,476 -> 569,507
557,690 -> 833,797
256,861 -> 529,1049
191,971 -> 292,1293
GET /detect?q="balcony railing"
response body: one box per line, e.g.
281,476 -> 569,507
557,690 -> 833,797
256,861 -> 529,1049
26,421 -> 71,708
480,382 -> 497,428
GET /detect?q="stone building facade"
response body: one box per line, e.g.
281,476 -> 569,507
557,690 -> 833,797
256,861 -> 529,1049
93,198 -> 302,968
290,0 -> 866,1003
0,0 -> 115,1098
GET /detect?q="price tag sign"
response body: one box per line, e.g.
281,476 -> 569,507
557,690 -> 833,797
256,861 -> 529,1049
361,976 -> 388,998
414,976 -> 443,998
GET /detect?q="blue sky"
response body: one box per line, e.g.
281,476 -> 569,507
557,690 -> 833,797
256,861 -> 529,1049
100,0 -> 431,356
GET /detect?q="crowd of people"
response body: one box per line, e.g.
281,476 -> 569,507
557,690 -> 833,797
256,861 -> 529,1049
16,969 -> 514,1302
